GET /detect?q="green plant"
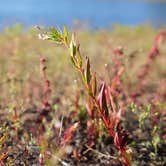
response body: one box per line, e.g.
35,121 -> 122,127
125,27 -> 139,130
38,26 -> 132,165
0,126 -> 8,164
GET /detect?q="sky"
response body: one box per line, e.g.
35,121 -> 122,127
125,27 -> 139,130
0,0 -> 166,28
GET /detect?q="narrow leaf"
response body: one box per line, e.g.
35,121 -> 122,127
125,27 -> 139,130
85,57 -> 91,84
63,25 -> 68,43
70,56 -> 79,69
70,35 -> 77,57
76,44 -> 82,68
97,82 -> 109,116
62,122 -> 79,145
91,72 -> 97,96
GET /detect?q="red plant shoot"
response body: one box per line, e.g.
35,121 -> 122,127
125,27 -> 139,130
40,56 -> 51,110
39,26 -> 133,165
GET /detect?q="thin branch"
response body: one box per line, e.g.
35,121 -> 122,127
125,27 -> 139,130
85,145 -> 117,160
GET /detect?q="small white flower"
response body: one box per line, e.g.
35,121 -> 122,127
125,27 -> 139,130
38,33 -> 49,40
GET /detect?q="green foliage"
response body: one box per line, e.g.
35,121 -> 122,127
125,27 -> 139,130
152,134 -> 160,153
139,104 -> 151,128
4,23 -> 23,35
78,106 -> 88,121
129,102 -> 137,113
40,25 -> 133,166
48,27 -> 63,44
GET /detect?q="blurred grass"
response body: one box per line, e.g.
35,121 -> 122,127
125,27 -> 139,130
0,24 -> 165,108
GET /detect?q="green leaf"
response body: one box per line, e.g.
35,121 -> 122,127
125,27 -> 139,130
63,25 -> 68,44
70,35 -> 77,57
85,57 -> 91,85
70,56 -> 79,69
49,27 -> 63,43
152,134 -> 160,153
76,44 -> 82,68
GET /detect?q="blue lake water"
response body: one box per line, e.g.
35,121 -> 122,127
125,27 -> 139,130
0,0 -> 166,29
